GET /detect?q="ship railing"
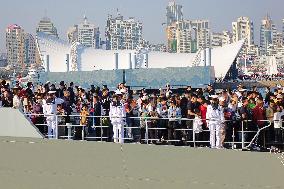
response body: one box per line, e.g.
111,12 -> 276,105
24,113 -> 277,150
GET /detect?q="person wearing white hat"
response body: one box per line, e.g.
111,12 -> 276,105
206,95 -> 225,149
42,91 -> 64,138
109,95 -> 126,143
115,89 -> 122,95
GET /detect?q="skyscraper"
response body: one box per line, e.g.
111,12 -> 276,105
282,19 -> 284,46
222,30 -> 233,46
105,14 -> 143,50
6,24 -> 25,68
166,1 -> 183,26
176,25 -> 191,53
167,20 -> 191,53
67,16 -> 100,48
6,25 -> 38,69
190,20 -> 211,50
211,31 -> 232,48
23,33 -> 36,66
36,17 -> 59,38
211,32 -> 223,48
167,24 -> 177,53
275,32 -> 283,48
260,14 -> 277,55
232,17 -> 254,46
67,26 -> 78,44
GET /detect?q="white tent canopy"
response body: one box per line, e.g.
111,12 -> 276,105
36,32 -> 244,78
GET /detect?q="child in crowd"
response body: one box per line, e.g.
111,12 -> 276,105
75,104 -> 89,140
193,108 -> 203,146
80,104 -> 89,126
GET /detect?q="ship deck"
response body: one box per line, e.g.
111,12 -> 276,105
0,137 -> 283,189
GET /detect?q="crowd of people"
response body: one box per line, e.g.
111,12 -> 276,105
1,79 -> 284,150
237,73 -> 284,81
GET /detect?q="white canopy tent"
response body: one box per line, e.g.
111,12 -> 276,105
36,32 -> 244,78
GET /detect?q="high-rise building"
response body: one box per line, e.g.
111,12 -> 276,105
78,16 -> 100,48
6,24 -> 25,68
190,20 -> 211,50
211,31 -> 232,48
211,32 -> 223,48
149,44 -> 167,52
0,53 -> 7,67
260,14 -> 277,54
176,27 -> 192,53
6,24 -> 38,69
232,17 -> 254,46
23,33 -> 36,66
166,1 -> 183,26
67,16 -> 100,48
222,30 -> 233,46
36,17 -> 58,38
275,32 -> 283,48
105,14 -> 143,50
167,20 -> 191,53
167,24 -> 177,53
282,19 -> 284,44
67,26 -> 78,44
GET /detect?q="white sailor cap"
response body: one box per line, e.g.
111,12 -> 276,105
115,90 -> 122,95
120,88 -> 127,93
219,96 -> 226,102
209,95 -> 219,99
48,90 -> 56,94
239,89 -> 247,92
142,96 -> 148,101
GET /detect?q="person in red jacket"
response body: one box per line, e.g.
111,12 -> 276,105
199,98 -> 209,145
252,97 -> 266,147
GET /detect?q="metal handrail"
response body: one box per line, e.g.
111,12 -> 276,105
24,113 -> 281,150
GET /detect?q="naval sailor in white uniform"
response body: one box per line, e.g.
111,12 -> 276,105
109,92 -> 126,143
42,91 -> 64,138
206,95 -> 225,149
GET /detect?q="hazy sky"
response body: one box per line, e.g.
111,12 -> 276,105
0,0 -> 284,52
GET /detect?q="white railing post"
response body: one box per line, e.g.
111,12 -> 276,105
55,115 -> 58,139
232,127 -> 235,149
193,128 -> 196,148
82,125 -> 85,141
100,117 -> 103,142
241,121 -> 245,149
145,119 -> 149,145
66,123 -> 72,140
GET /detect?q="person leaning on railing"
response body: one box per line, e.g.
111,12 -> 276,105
266,100 -> 276,144
167,99 -> 181,145
238,97 -> 251,144
156,97 -> 168,142
32,94 -> 44,134
252,96 -> 267,147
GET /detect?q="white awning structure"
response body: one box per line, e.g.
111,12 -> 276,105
211,40 -> 244,78
36,32 -> 244,78
146,40 -> 244,78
